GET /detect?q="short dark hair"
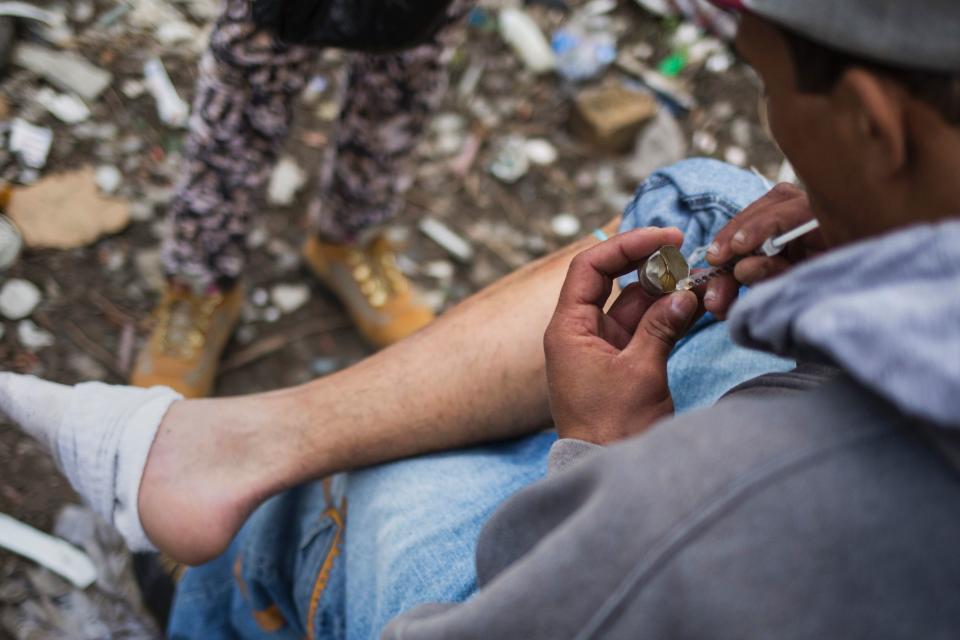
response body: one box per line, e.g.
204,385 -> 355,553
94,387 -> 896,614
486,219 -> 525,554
780,28 -> 960,124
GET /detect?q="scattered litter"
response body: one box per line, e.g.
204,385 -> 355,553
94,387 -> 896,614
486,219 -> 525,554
0,2 -> 64,25
9,118 -> 53,169
423,260 -> 455,281
498,8 -> 556,74
633,0 -> 673,17
523,138 -> 558,166
730,118 -> 752,148
143,57 -> 189,128
0,214 -> 22,270
266,156 -> 307,207
16,319 -> 54,349
723,145 -> 747,167
571,82 -> 657,151
251,288 -> 269,307
552,14 -> 617,81
657,51 -> 686,77
448,132 -> 482,177
69,352 -> 107,380
8,167 -> 130,249
457,60 -> 485,99
706,50 -> 733,73
94,165 -> 122,195
302,75 -> 328,103
135,249 -> 164,293
120,79 -> 145,99
155,20 -> 198,45
34,88 -> 90,124
430,112 -> 467,156
420,289 -> 446,313
489,137 -> 529,183
0,512 -> 96,588
13,43 -> 112,102
419,216 -> 474,263
311,357 -> 345,377
0,278 -> 40,319
627,108 -> 687,180
262,306 -> 281,323
692,130 -> 717,154
270,283 -> 309,314
551,213 -> 582,238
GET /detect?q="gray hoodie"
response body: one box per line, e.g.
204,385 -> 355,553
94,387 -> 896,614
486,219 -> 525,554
383,221 -> 960,639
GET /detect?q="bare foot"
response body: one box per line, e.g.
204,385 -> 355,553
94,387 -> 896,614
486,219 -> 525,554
138,396 -> 299,565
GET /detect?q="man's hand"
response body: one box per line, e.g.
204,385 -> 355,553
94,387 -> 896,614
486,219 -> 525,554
544,228 -> 700,446
702,183 -> 826,318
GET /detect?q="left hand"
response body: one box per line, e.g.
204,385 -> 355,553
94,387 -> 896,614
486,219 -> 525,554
544,228 -> 700,446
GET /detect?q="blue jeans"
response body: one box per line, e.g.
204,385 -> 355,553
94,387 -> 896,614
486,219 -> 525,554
168,159 -> 793,639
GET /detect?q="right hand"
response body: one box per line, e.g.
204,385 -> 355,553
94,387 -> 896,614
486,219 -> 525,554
701,183 -> 827,318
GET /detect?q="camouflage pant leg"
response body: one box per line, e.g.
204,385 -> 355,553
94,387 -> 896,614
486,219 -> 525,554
162,0 -> 316,290
306,0 -> 474,244
163,0 -> 473,289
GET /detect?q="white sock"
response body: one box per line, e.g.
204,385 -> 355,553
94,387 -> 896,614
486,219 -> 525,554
0,373 -> 182,551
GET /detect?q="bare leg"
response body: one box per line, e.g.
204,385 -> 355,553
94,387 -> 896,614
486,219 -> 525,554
140,219 -> 620,564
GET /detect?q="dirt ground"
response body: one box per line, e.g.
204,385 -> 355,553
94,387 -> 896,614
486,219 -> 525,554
0,0 -> 782,635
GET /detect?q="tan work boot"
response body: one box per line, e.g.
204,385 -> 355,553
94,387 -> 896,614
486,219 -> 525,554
130,282 -> 244,398
302,235 -> 435,347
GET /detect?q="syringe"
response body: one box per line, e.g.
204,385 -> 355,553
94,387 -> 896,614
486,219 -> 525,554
675,219 -> 820,291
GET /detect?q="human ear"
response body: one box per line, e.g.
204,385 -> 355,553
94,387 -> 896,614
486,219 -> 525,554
834,68 -> 908,178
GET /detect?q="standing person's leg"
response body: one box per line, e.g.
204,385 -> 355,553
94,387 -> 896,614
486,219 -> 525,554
301,0 -> 474,348
132,0 -> 317,398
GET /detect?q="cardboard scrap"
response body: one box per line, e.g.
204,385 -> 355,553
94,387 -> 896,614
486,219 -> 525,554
7,166 -> 130,249
570,82 -> 658,152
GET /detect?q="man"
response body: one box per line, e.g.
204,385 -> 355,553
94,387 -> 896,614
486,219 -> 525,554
4,0 -> 960,636
0,159 -> 789,636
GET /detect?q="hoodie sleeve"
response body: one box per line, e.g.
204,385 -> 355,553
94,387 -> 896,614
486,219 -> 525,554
546,438 -> 602,475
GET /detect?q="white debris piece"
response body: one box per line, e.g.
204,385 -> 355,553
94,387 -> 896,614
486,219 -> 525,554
13,43 -> 113,102
419,216 -> 474,263
156,20 -> 198,44
0,1 -> 64,25
267,156 -> 307,207
0,513 -> 97,589
489,137 -> 530,183
724,145 -> 748,167
9,118 -> 53,169
0,214 -> 23,270
633,0 -> 673,17
692,130 -> 718,154
551,213 -> 582,238
143,57 -> 189,128
121,78 -> 146,99
34,87 -> 90,124
423,260 -> 455,281
0,278 -> 41,319
270,283 -> 310,314
95,165 -> 122,194
523,138 -> 558,166
17,319 -> 54,349
498,8 -> 556,74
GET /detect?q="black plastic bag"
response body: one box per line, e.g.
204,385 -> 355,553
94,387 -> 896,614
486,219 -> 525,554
252,0 -> 455,52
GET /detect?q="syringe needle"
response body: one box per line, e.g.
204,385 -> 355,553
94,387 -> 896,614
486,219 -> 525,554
760,219 -> 820,256
676,219 -> 821,291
